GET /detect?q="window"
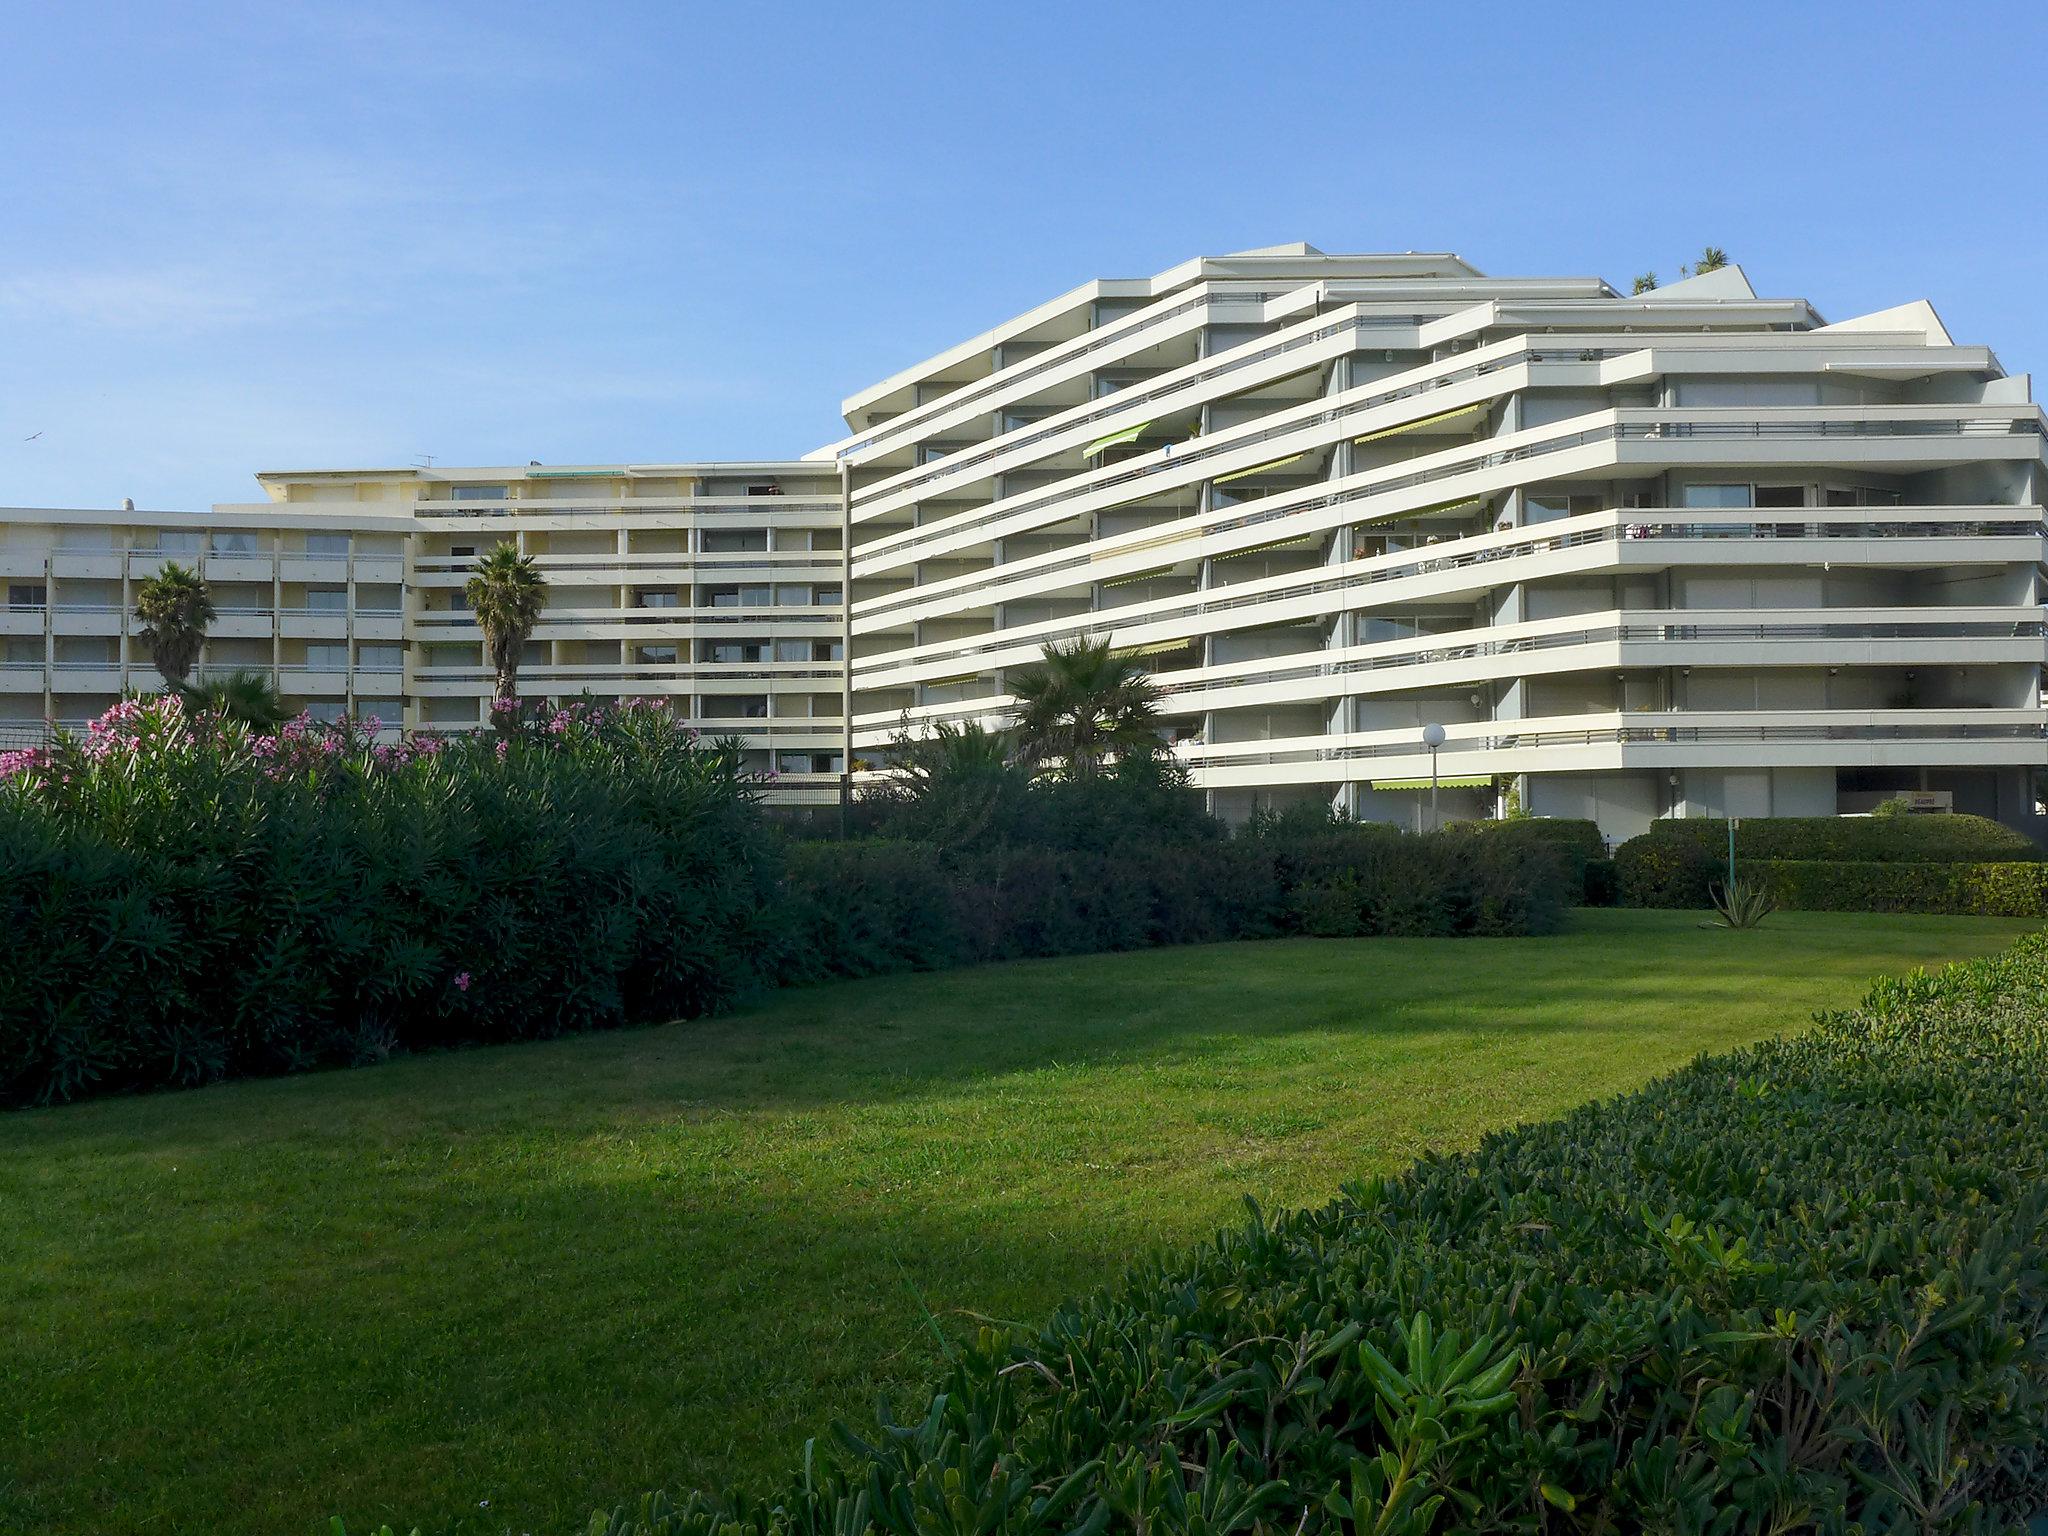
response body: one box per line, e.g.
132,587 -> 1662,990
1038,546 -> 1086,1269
816,640 -> 844,661
814,586 -> 843,606
213,531 -> 259,554
1753,486 -> 1806,510
448,544 -> 477,558
701,529 -> 768,553
635,645 -> 679,665
357,700 -> 402,724
304,643 -> 348,669
450,486 -> 507,502
153,530 -> 204,554
635,589 -> 682,608
304,588 -> 348,611
356,644 -> 403,671
740,585 -> 771,607
773,639 -> 811,662
305,533 -> 350,555
706,642 -> 764,664
1680,484 -> 1753,510
304,701 -> 347,724
6,638 -> 42,666
8,584 -> 47,609
776,585 -> 811,606
745,482 -> 784,497
57,527 -> 113,550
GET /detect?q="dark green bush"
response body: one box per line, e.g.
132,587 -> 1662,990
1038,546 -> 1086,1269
1619,814 -> 2040,907
1453,817 -> 1607,903
1739,858 -> 2048,917
0,699 -> 779,1106
346,929 -> 2048,1536
774,828 -> 1570,981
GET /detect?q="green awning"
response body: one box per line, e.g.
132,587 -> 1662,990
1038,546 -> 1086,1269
1371,775 -> 1493,790
1082,420 -> 1155,457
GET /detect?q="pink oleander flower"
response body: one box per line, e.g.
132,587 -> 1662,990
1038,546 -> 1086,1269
453,971 -> 471,992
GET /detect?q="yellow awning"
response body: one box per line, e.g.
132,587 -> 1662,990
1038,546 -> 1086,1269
1215,451 -> 1311,485
1352,400 -> 1488,445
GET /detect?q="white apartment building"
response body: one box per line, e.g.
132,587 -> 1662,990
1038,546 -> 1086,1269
0,463 -> 848,804
5,245 -> 2045,838
821,244 -> 2048,841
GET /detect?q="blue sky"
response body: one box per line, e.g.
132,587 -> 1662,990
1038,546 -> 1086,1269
2,0 -> 2043,510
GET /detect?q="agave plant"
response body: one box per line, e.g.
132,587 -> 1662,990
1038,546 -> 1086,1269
1706,876 -> 1777,929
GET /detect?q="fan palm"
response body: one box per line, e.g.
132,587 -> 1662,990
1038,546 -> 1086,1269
885,719 -> 1025,845
465,544 -> 547,716
1007,635 -> 1163,781
181,669 -> 291,729
133,562 -> 215,688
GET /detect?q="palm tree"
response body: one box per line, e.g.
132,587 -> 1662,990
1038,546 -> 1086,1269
1008,635 -> 1163,781
884,718 -> 1025,845
134,562 -> 215,689
465,544 -> 547,718
181,669 -> 291,729
1695,246 -> 1729,274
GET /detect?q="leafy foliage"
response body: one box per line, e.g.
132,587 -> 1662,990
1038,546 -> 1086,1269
132,561 -> 215,687
0,696 -> 777,1106
347,928 -> 2048,1536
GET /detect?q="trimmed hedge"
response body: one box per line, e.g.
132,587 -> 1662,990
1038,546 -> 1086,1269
1453,817 -> 1609,904
776,827 -> 1572,981
1740,858 -> 2048,917
349,929 -> 2048,1535
1619,814 -> 2044,908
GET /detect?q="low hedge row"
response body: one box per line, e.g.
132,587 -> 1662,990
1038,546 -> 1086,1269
776,826 -> 1572,981
1618,814 -> 2044,908
1738,858 -> 2048,917
347,928 -> 2048,1535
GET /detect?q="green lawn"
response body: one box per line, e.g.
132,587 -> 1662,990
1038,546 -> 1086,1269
0,909 -> 2033,1536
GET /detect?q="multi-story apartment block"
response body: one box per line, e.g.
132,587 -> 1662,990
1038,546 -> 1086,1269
0,503 -> 411,743
1,463 -> 848,803
4,244 -> 2044,836
822,244 -> 2048,839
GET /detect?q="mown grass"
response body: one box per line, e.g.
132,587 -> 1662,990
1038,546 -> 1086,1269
0,909 -> 2032,1536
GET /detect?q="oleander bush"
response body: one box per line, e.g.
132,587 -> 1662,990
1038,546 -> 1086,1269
340,928 -> 2048,1536
0,697 -> 780,1106
1618,814 -> 2041,909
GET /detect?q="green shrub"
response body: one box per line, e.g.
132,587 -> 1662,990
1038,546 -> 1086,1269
1619,814 -> 2039,906
0,698 -> 779,1106
1739,858 -> 2048,917
1453,817 -> 1607,903
774,828 -> 1570,981
348,930 -> 2048,1536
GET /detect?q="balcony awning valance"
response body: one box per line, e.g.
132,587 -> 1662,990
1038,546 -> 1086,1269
1371,775 -> 1493,790
1352,400 -> 1489,445
1082,420 -> 1156,457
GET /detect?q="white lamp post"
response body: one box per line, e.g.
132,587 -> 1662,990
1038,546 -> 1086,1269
1421,722 -> 1446,831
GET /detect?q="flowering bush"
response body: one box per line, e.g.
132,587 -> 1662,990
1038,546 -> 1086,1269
0,695 -> 779,1105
